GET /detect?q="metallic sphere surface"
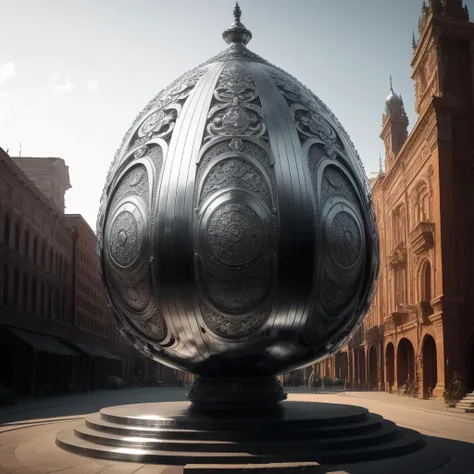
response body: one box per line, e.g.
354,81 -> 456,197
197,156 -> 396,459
96,11 -> 379,378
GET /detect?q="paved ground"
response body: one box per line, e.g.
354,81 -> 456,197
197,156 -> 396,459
0,387 -> 473,473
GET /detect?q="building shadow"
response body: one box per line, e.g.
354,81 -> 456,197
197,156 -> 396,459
0,386 -> 187,425
317,434 -> 474,474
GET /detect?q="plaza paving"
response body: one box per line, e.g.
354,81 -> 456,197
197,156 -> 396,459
0,387 -> 473,473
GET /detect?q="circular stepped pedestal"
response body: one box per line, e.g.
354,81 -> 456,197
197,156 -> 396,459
55,400 -> 449,470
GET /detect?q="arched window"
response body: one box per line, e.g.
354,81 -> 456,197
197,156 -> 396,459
62,292 -> 66,322
49,249 -> 54,273
14,223 -> 20,252
54,288 -> 60,319
40,282 -> 45,317
415,183 -> 429,225
41,243 -> 46,268
13,267 -> 20,308
421,261 -> 432,302
3,213 -> 10,246
47,285 -> 52,318
24,229 -> 30,257
33,236 -> 38,263
392,204 -> 406,247
2,265 -> 9,306
31,278 -> 37,314
22,273 -> 28,311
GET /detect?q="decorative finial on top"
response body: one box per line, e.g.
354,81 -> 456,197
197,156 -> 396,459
222,2 -> 252,46
389,75 -> 393,92
234,2 -> 242,23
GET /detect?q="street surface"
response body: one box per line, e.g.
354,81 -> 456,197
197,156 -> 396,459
0,387 -> 473,473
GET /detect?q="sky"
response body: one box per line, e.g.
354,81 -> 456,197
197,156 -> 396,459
1,0 -> 472,229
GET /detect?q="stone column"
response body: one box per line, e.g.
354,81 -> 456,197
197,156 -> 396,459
378,342 -> 384,391
393,340 -> 398,392
364,345 -> 369,389
432,313 -> 446,398
347,348 -> 354,387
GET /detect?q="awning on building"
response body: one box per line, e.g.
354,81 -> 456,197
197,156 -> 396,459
70,342 -> 122,361
8,327 -> 80,356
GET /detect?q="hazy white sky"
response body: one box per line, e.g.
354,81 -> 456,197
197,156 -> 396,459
1,0 -> 471,229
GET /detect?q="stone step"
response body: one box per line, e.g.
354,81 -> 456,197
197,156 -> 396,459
450,407 -> 474,413
56,426 -> 423,465
85,412 -> 384,441
73,420 -> 397,453
183,463 -> 321,474
99,401 -> 368,431
456,401 -> 474,408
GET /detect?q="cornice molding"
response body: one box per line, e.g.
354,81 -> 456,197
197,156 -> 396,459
0,152 -> 74,239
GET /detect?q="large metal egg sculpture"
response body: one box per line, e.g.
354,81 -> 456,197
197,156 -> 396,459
96,5 -> 379,404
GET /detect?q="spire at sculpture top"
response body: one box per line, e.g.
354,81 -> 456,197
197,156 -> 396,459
233,2 -> 242,23
222,2 -> 253,46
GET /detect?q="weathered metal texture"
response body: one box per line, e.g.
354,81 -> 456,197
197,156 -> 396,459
96,8 -> 379,379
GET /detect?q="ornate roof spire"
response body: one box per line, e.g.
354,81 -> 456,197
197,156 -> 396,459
412,31 -> 418,50
222,2 -> 253,46
389,75 -> 393,92
233,2 -> 242,23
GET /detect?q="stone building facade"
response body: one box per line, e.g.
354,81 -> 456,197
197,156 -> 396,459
0,149 -> 180,397
0,150 -> 77,395
290,0 -> 474,397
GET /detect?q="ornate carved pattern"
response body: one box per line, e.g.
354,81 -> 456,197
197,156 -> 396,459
204,62 -> 267,142
321,273 -> 359,313
108,166 -> 149,213
292,105 -> 340,146
200,299 -> 270,339
201,268 -> 270,314
320,164 -> 359,208
109,209 -> 142,268
105,201 -> 146,272
317,165 -> 366,316
111,273 -> 151,313
266,67 -> 369,188
99,65 -> 208,213
328,211 -> 362,268
130,309 -> 166,342
99,150 -> 168,344
199,157 -> 272,208
388,242 -> 407,267
205,201 -> 266,267
192,61 -> 276,340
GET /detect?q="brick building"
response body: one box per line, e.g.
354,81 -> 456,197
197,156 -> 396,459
0,150 -> 77,396
290,0 -> 474,397
0,149 -> 180,398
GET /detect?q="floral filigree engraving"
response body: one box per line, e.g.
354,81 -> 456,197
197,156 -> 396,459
200,298 -> 270,339
200,158 -> 272,208
204,62 -> 267,142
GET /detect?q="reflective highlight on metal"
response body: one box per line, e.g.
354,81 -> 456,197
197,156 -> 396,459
96,4 -> 379,381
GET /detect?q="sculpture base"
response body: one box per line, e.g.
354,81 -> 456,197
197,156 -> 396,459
186,376 -> 287,411
56,400 -> 450,472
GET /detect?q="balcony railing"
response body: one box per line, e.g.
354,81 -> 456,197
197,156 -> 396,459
364,325 -> 382,344
409,221 -> 434,255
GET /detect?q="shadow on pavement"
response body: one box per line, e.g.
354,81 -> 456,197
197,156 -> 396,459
317,434 -> 474,473
0,387 -> 187,425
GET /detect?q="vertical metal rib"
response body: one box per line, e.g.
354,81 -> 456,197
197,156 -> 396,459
249,63 -> 315,349
155,63 -> 225,362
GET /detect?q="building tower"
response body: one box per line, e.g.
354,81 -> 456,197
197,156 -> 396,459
10,157 -> 71,214
380,77 -> 409,172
